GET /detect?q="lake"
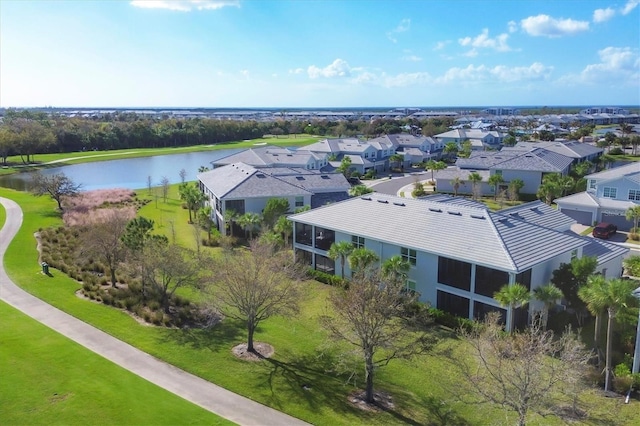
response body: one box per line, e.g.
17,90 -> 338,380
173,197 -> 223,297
0,149 -> 241,192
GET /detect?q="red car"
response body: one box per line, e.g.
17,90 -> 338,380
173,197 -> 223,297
592,222 -> 617,239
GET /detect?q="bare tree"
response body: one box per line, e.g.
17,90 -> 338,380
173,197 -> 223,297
209,240 -> 302,353
320,267 -> 434,406
160,176 -> 170,203
141,241 -> 200,312
31,172 -> 82,211
451,313 -> 592,426
179,168 -> 187,184
77,209 -> 130,288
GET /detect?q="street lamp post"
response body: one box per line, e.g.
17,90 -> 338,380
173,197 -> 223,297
632,286 -> 640,375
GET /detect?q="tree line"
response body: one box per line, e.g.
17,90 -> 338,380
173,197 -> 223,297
0,108 -> 455,165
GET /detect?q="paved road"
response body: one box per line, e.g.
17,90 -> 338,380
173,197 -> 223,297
368,172 -> 427,195
0,196 -> 309,426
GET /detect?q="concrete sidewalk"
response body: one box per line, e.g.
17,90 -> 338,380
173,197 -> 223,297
0,197 -> 309,426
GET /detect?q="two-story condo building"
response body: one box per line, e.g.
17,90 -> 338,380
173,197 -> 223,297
198,163 -> 350,235
302,138 -> 395,175
211,145 -> 328,170
555,162 -> 640,230
289,194 -> 627,327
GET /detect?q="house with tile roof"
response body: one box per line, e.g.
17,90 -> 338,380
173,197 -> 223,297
433,147 -> 574,196
198,163 -> 350,235
368,134 -> 444,167
302,137 -> 395,175
211,145 -> 328,170
434,129 -> 507,150
289,194 -> 627,327
502,140 -> 602,164
555,162 -> 640,230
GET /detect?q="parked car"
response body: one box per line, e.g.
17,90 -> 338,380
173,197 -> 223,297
592,222 -> 617,239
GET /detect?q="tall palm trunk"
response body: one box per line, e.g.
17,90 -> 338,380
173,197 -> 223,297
604,307 -> 615,392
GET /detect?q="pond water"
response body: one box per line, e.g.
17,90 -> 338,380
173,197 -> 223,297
0,149 -> 241,192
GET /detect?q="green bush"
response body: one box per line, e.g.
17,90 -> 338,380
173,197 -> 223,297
427,307 -> 475,332
613,375 -> 634,394
307,269 -> 347,287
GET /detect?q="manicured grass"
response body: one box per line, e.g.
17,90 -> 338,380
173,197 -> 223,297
0,202 -> 5,229
609,154 -> 640,162
1,187 -> 639,425
0,135 -> 322,175
0,302 -> 233,426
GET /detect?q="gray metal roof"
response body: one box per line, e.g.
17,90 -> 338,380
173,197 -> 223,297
422,194 -> 487,208
507,141 -> 602,159
585,162 -> 640,181
290,193 -> 588,272
197,162 -> 350,200
495,148 -> 573,172
499,201 -> 576,230
212,145 -> 323,168
569,232 -> 629,265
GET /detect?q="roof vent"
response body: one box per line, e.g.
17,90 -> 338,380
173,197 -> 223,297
377,199 -> 389,204
361,197 -> 372,201
256,174 -> 266,179
296,176 -> 305,180
448,211 -> 462,216
429,208 -> 442,213
509,212 -> 520,217
320,175 -> 330,179
470,214 -> 485,219
393,202 -> 405,206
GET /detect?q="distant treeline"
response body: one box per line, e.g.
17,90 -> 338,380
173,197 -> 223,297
0,109 -> 454,165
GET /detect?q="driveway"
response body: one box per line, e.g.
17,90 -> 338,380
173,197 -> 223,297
0,196 -> 309,426
368,172 -> 427,196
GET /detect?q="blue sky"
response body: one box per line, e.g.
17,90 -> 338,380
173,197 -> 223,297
1,0 -> 639,108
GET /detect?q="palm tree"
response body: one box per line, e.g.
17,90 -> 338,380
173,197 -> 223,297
443,142 -> 459,161
348,247 -> 379,278
381,255 -> 410,284
584,278 -> 636,391
273,215 -> 292,246
237,212 -> 261,240
468,172 -> 483,200
425,160 -> 446,185
578,275 -> 607,365
450,176 -> 464,196
223,209 -> 237,237
625,205 -> 640,233
532,283 -> 564,330
389,153 -> 404,171
327,241 -> 354,279
507,178 -> 524,202
494,283 -> 531,332
487,174 -> 505,201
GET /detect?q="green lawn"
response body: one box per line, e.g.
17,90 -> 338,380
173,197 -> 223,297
0,135 -> 322,175
1,187 -> 639,425
0,302 -> 233,426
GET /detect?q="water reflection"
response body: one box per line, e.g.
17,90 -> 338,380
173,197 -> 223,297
0,149 -> 241,191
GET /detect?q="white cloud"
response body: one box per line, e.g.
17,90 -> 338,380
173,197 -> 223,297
577,46 -> 640,84
239,69 -> 249,77
402,55 -> 422,62
463,49 -> 479,58
434,40 -> 450,51
621,0 -> 639,14
593,7 -> 615,23
288,68 -> 304,74
386,18 -> 411,43
130,0 -> 239,12
508,20 -> 518,33
458,29 -> 512,52
434,62 -> 553,84
520,14 -> 589,37
307,59 -> 351,79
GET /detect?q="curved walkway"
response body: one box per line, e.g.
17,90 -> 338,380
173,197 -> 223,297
0,197 -> 309,426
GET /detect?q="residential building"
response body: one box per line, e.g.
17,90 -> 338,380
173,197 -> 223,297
302,137 -> 395,175
368,134 -> 444,167
433,147 -> 573,196
555,162 -> 640,230
434,129 -> 507,150
290,194 -> 627,326
198,163 -> 350,235
502,140 -> 602,165
211,145 -> 328,170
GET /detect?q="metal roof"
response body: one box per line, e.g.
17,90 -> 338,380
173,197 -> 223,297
290,193 -> 588,272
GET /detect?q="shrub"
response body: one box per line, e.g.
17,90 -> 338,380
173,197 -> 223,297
152,311 -> 164,325
609,147 -> 624,155
630,233 -> 639,241
427,307 -> 475,332
613,376 -> 634,394
306,269 -> 347,287
102,294 -> 114,306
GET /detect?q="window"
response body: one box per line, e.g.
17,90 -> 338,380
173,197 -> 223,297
315,254 -> 335,274
494,169 -> 502,176
401,247 -> 417,266
571,249 -> 578,260
516,269 -> 532,291
225,199 -> 245,215
603,187 -> 617,198
352,235 -> 365,249
405,279 -> 417,294
629,189 -> 640,201
295,196 -> 304,207
589,180 -> 596,190
473,301 -> 506,324
438,256 -> 471,291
